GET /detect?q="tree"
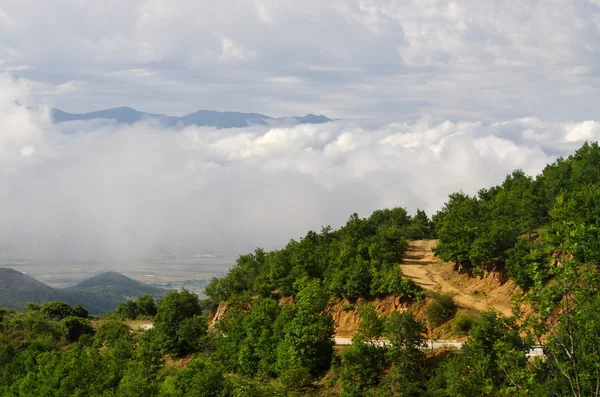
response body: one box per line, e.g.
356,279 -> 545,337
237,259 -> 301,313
160,358 -> 225,397
116,300 -> 139,320
136,294 -> 157,316
73,304 -> 88,318
409,209 -> 436,239
384,311 -> 428,396
41,301 -> 74,320
59,316 -> 93,343
276,280 -> 334,376
353,304 -> 384,343
97,321 -> 131,347
153,290 -> 205,357
425,293 -> 457,327
433,192 -> 480,268
339,304 -> 388,395
440,312 -> 529,396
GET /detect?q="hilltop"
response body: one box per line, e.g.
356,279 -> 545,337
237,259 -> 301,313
51,107 -> 331,129
0,268 -> 73,311
0,268 -> 167,314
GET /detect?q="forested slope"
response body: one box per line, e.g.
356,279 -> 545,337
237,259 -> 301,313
0,269 -> 166,314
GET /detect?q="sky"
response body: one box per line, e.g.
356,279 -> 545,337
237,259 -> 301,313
2,0 -> 600,266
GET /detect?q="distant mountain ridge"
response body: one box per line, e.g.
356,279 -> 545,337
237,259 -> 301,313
51,107 -> 331,129
0,268 -> 167,314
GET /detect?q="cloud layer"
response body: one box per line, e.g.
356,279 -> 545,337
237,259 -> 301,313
2,75 -> 600,265
2,1 -> 600,123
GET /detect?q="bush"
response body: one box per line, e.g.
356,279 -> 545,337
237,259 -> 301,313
136,294 -> 157,316
116,300 -> 139,320
426,294 -> 457,327
339,342 -> 387,394
41,301 -> 74,320
153,290 -> 205,357
59,316 -> 93,343
453,314 -> 477,335
73,304 -> 88,318
342,304 -> 355,312
279,365 -> 311,391
97,321 -> 131,346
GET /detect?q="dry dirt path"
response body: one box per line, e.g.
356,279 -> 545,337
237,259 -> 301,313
400,240 -> 513,317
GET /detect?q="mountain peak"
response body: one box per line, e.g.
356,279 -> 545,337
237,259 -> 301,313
51,107 -> 331,129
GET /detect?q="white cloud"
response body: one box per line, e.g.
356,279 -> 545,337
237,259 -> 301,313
1,75 -> 598,267
220,38 -> 257,61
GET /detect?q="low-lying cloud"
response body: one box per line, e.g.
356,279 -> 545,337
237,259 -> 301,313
1,75 -> 599,266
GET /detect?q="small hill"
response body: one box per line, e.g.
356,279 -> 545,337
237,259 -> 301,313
65,272 -> 167,314
0,268 -> 167,314
0,268 -> 72,310
67,271 -> 164,297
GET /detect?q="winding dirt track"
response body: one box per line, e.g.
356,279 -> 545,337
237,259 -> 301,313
400,240 -> 513,316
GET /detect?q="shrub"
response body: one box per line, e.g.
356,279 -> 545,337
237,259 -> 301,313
426,293 -> 457,327
279,365 -> 311,391
97,321 -> 131,346
41,301 -> 74,320
342,304 -> 355,312
59,316 -> 93,343
73,304 -> 88,318
116,300 -> 139,320
453,314 -> 477,335
136,294 -> 157,316
339,342 -> 387,395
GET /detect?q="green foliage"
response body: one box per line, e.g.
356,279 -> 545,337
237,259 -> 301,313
408,209 -> 436,239
384,311 -> 428,396
353,304 -> 385,343
339,341 -> 387,395
452,313 -> 477,336
207,208 -> 413,302
160,358 -> 225,397
136,293 -> 158,316
116,300 -> 140,320
276,280 -> 335,377
97,321 -> 132,346
41,301 -> 75,320
371,268 -> 423,300
153,290 -> 206,357
434,312 -> 530,396
278,365 -> 311,392
59,316 -> 93,343
425,293 -> 457,327
73,304 -> 89,318
434,192 -> 481,267
505,238 -> 550,291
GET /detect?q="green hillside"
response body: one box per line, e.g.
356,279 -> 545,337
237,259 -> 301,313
0,268 -> 72,311
66,271 -> 167,314
0,269 -> 167,314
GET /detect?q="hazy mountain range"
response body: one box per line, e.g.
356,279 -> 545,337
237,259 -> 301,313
51,107 -> 331,129
0,268 -> 166,314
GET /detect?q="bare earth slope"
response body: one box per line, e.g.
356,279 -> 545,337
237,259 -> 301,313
400,240 -> 515,317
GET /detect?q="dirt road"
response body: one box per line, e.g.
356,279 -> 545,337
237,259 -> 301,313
400,240 -> 513,316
